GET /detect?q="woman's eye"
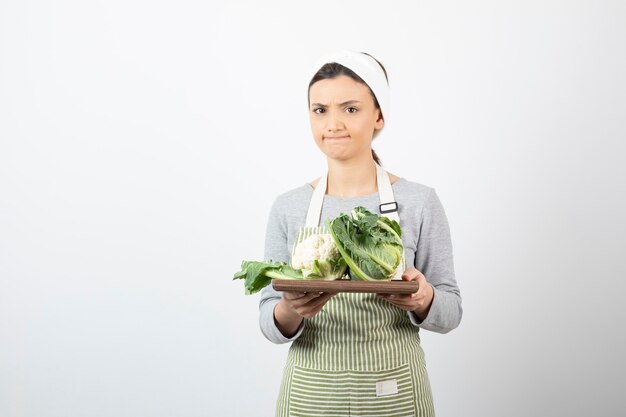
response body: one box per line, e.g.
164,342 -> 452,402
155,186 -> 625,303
313,108 -> 325,114
346,107 -> 358,113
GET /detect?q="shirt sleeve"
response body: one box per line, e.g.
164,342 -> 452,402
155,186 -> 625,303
407,188 -> 463,333
258,198 -> 305,343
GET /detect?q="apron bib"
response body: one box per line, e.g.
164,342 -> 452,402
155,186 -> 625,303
276,165 -> 435,417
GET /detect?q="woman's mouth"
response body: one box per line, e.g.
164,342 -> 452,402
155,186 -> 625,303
324,136 -> 350,141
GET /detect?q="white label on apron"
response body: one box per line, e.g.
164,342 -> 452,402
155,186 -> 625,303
375,379 -> 398,396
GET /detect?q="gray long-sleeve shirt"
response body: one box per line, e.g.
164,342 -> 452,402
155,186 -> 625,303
259,178 -> 462,343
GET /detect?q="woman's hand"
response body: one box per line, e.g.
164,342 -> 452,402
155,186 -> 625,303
377,267 -> 434,321
274,291 -> 336,337
281,291 -> 336,318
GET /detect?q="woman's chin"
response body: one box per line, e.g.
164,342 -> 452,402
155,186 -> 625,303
320,149 -> 353,161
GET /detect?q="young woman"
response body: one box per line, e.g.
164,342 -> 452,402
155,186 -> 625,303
259,50 -> 462,417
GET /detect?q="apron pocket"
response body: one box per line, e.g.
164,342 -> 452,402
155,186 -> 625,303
289,365 -> 350,416
348,363 -> 416,417
288,364 -> 416,417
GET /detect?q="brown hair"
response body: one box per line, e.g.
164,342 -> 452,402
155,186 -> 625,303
308,54 -> 388,166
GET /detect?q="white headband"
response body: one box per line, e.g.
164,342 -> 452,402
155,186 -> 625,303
309,50 -> 389,124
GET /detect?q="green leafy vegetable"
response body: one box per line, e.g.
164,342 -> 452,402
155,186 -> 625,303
327,206 -> 403,281
233,260 -> 304,295
233,206 -> 404,294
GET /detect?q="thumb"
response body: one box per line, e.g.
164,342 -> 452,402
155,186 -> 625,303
401,267 -> 419,281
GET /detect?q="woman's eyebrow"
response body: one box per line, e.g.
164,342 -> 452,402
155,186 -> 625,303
310,100 -> 362,107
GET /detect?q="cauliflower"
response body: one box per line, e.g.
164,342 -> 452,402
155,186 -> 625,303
291,233 -> 347,279
292,234 -> 338,270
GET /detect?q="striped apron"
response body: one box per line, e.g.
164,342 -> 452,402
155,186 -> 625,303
275,165 -> 435,417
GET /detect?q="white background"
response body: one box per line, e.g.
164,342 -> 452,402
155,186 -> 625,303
1,1 -> 625,416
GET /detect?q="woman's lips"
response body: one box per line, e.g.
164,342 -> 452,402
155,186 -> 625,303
324,136 -> 350,140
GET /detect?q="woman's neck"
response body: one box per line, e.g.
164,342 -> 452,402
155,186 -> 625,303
325,157 -> 378,198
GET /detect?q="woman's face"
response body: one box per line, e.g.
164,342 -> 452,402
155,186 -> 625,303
308,75 -> 384,162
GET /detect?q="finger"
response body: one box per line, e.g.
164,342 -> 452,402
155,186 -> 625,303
380,292 -> 420,307
296,292 -> 325,305
378,292 -> 414,299
381,299 -> 411,311
318,292 -> 337,301
387,293 -> 415,302
388,296 -> 418,306
305,292 -> 334,308
294,291 -> 330,307
302,301 -> 327,316
402,267 -> 420,281
298,293 -> 335,317
413,275 -> 428,296
283,291 -> 309,300
385,297 -> 419,310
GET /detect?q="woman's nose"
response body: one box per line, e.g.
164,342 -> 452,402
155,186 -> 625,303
326,111 -> 345,131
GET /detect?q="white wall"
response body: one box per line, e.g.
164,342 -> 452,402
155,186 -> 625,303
1,1 -> 625,416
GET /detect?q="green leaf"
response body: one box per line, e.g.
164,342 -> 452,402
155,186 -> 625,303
327,206 -> 404,281
233,260 -> 303,295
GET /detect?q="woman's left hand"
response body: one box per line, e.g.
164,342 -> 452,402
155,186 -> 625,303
377,267 -> 434,321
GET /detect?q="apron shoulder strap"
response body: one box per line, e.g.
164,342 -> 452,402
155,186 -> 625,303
376,164 -> 400,223
304,169 -> 328,228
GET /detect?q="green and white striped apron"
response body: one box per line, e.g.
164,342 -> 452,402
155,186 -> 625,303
275,165 -> 435,417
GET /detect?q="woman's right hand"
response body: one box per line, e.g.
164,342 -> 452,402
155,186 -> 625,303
273,291 -> 335,337
282,291 -> 335,318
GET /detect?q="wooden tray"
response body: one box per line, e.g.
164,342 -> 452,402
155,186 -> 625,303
272,279 -> 419,294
